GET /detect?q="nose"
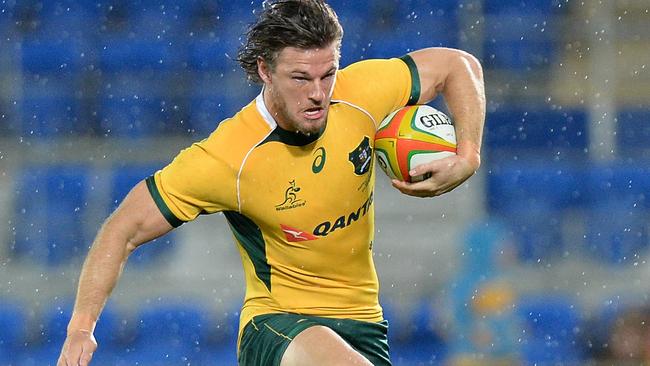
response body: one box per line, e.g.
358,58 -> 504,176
308,80 -> 325,105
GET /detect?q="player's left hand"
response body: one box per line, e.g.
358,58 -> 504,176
391,153 -> 478,198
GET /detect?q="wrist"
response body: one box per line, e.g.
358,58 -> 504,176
456,140 -> 481,171
67,312 -> 97,335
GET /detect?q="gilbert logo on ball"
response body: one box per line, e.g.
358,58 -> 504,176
375,105 -> 457,183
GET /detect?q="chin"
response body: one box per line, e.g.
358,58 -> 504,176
299,120 -> 326,135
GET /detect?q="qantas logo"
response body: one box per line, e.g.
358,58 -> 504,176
312,191 -> 373,237
280,224 -> 318,242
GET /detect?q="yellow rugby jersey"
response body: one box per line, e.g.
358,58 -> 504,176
145,56 -> 420,338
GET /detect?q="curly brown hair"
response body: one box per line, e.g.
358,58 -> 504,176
237,0 -> 343,84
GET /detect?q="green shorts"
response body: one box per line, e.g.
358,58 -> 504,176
238,313 -> 391,366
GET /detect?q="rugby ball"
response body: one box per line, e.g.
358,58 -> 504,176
374,105 -> 457,183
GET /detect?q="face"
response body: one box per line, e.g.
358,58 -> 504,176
258,42 -> 339,135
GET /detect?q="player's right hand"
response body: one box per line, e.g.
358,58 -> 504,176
57,329 -> 97,366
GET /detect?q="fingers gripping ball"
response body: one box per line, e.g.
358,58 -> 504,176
374,105 -> 457,183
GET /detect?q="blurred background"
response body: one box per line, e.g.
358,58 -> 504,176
0,0 -> 649,365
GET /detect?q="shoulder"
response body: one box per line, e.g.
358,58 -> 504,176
331,58 -> 413,125
333,58 -> 408,93
198,100 -> 275,167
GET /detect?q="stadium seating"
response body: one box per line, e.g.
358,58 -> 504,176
365,9 -> 458,59
325,0 -> 381,19
617,107 -> 650,154
482,0 -> 564,71
100,95 -> 170,138
100,38 -> 181,72
583,164 -> 650,263
483,30 -> 555,71
330,0 -> 459,62
22,302 -> 75,364
123,302 -> 211,365
518,295 -> 584,364
507,203 -> 566,263
20,38 -> 84,74
0,301 -> 28,365
201,305 -> 240,365
488,162 -> 650,264
20,95 -> 80,138
585,200 -> 648,264
189,72 -> 257,135
12,165 -> 89,265
486,163 -> 584,262
483,0 -> 567,15
487,163 -> 585,213
585,164 -> 650,209
485,106 -> 588,151
390,299 -> 448,365
187,32 -> 243,72
89,303 -> 138,365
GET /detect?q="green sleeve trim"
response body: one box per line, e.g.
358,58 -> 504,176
399,54 -> 421,105
145,176 -> 184,228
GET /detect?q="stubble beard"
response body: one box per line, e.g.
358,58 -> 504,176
271,91 -> 327,136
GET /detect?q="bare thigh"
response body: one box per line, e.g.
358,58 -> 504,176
280,325 -> 373,366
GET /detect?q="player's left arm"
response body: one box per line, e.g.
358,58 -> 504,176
392,47 -> 485,197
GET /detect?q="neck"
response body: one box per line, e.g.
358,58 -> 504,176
262,86 -> 292,132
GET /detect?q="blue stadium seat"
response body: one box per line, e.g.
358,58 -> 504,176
365,15 -> 458,59
483,37 -> 555,70
390,299 -> 448,365
100,96 -> 168,138
585,199 -> 648,265
89,304 -> 134,365
617,108 -> 650,153
110,164 -> 176,266
518,295 -> 584,365
325,0 -> 379,19
95,1 -> 185,71
485,106 -> 588,151
201,305 -> 239,365
395,0 -> 459,20
13,166 -> 89,265
0,302 -> 28,364
483,0 -> 567,15
29,302 -> 74,363
21,96 -> 80,138
487,164 -> 585,212
186,0 -> 256,30
507,203 -> 565,263
189,73 -> 256,135
20,38 -> 83,74
126,303 -> 210,365
337,15 -> 372,67
14,1 -> 92,74
483,13 -> 557,70
187,32 -> 243,72
487,164 -> 584,262
586,164 -> 650,209
100,38 -> 181,72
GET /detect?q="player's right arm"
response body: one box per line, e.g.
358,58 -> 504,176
57,180 -> 173,366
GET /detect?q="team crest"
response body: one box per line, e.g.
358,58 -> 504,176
276,180 -> 306,211
348,136 -> 373,175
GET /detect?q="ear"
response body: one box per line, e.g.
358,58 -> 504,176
257,57 -> 272,84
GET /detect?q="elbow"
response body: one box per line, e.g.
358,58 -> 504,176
99,213 -> 140,258
456,50 -> 483,79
